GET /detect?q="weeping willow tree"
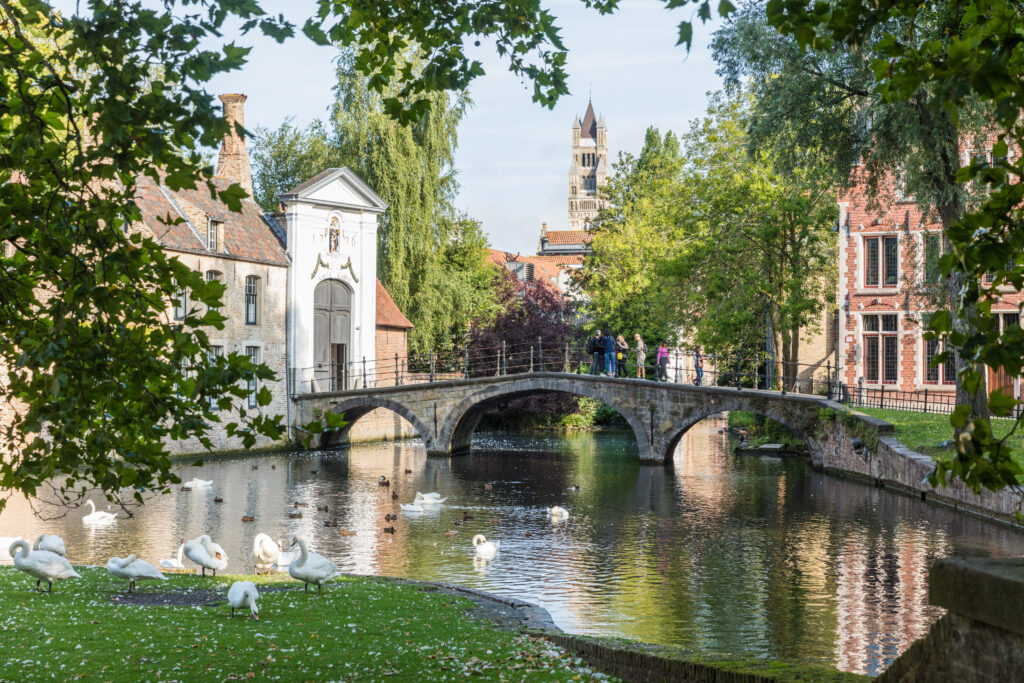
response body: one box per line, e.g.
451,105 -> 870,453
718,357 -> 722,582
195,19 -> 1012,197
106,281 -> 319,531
251,49 -> 495,354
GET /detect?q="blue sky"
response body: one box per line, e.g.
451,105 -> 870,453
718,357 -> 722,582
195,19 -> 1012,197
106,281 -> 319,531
201,2 -> 726,253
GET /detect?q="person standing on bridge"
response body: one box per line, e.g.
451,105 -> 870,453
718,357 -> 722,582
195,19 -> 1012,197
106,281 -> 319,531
586,331 -> 603,375
693,346 -> 704,386
656,341 -> 669,382
634,334 -> 648,379
615,335 -> 629,378
601,331 -> 617,377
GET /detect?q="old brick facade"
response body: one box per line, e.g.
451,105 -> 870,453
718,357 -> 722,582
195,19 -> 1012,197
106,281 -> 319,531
838,151 -> 1024,396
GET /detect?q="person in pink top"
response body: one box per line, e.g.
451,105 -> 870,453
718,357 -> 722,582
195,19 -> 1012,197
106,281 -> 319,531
656,341 -> 669,382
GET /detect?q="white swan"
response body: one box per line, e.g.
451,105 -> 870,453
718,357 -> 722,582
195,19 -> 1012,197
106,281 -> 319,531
33,534 -> 67,557
186,478 -> 213,487
0,536 -> 23,560
9,540 -> 80,592
227,580 -> 260,620
82,500 -> 117,524
548,506 -> 569,520
183,534 -> 228,577
414,492 -> 447,505
400,502 -> 424,513
472,534 -> 500,560
288,534 -> 341,592
106,554 -> 166,592
253,533 -> 296,571
160,542 -> 186,571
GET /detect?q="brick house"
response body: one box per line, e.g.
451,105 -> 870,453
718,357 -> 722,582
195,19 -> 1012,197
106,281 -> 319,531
133,93 -> 413,451
837,150 -> 1024,397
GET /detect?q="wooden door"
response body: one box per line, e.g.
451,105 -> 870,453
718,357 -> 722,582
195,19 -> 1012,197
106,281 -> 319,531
313,280 -> 352,391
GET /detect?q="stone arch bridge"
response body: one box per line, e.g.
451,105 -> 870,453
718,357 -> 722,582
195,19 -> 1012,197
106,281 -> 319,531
294,373 -> 842,465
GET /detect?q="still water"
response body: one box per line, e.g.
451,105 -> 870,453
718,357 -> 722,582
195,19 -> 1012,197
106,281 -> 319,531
2,417 -> 1024,675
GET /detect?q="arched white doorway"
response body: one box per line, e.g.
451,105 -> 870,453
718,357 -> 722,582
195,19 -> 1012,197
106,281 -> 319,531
313,279 -> 352,390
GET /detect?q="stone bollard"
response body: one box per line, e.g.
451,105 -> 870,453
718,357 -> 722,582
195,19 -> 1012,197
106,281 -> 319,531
879,557 -> 1024,681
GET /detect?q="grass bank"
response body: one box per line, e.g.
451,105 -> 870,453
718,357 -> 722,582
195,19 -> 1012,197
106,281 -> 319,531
856,407 -> 1024,472
0,568 -> 609,682
727,411 -> 807,453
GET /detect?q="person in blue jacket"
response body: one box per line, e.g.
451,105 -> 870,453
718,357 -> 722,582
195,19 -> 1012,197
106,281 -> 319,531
601,331 -> 617,377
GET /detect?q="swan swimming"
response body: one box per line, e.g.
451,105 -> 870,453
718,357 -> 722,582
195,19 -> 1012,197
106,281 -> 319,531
472,534 -> 500,560
227,580 -> 260,620
288,534 -> 341,592
548,506 -> 569,520
186,478 -> 213,488
9,540 -> 79,592
82,500 -> 117,524
32,534 -> 67,557
414,492 -> 447,505
183,534 -> 228,577
399,502 -> 424,513
106,554 -> 166,592
159,541 -> 187,571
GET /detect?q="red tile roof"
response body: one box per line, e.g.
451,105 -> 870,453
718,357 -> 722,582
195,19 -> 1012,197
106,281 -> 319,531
533,253 -> 584,266
376,280 -> 413,329
134,175 -> 288,266
543,230 -> 593,245
487,249 -> 563,294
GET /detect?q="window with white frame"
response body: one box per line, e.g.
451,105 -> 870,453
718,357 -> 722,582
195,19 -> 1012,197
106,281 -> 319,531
172,281 -> 187,320
205,270 -> 222,313
245,275 -> 260,325
864,235 -> 899,288
863,313 -> 899,384
207,345 -> 223,408
245,345 -> 259,408
206,219 -> 221,252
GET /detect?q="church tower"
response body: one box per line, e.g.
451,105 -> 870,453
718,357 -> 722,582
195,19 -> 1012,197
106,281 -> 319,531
568,100 -> 608,230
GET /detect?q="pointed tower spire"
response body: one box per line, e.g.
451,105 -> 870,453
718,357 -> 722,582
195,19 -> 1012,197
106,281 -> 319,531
580,100 -> 598,139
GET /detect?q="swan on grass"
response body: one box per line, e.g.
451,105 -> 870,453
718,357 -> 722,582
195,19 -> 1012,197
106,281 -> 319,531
227,580 -> 260,620
0,537 -> 23,560
472,534 -> 500,560
160,541 -> 187,571
32,534 -> 67,557
547,506 -> 569,521
288,534 -> 340,592
253,534 -> 297,571
106,554 -> 166,592
82,500 -> 117,524
183,534 -> 228,577
9,540 -> 79,592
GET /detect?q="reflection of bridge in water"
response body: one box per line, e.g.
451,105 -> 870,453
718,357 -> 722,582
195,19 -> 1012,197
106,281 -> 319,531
294,373 -> 842,463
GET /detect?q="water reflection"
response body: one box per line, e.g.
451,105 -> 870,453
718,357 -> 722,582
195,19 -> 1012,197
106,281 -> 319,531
1,417 -> 1022,675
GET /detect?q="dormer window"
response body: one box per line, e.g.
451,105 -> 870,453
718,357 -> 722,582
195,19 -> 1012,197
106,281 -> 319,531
207,219 -> 221,252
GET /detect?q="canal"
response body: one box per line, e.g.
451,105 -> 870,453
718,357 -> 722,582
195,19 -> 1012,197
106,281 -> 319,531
2,416 -> 1023,676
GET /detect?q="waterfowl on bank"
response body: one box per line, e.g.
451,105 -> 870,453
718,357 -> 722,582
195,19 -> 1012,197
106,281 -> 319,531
288,534 -> 340,592
82,500 -> 117,524
32,534 -> 66,557
106,554 -> 166,592
378,476 -> 390,487
9,540 -> 79,592
160,541 -> 186,570
227,580 -> 260,620
183,534 -> 228,577
548,506 -> 570,520
472,534 -> 500,560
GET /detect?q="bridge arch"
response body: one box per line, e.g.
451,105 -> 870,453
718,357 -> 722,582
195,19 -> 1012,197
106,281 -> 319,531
435,376 -> 654,460
318,396 -> 436,451
660,394 -> 824,463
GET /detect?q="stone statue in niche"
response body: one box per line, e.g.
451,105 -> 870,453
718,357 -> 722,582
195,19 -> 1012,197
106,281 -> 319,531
328,216 -> 340,253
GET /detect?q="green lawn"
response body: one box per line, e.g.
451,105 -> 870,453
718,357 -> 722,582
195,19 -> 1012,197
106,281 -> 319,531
0,568 -> 610,682
856,407 -> 1024,469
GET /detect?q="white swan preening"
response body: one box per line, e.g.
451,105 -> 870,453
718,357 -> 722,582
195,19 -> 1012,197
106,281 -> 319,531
9,539 -> 80,592
472,534 -> 500,560
0,537 -> 23,560
288,534 -> 340,592
82,500 -> 117,524
227,580 -> 260,620
183,534 -> 228,577
399,502 -> 424,513
548,506 -> 569,520
414,492 -> 447,505
33,534 -> 67,557
106,554 -> 166,592
160,542 -> 187,571
253,533 -> 297,571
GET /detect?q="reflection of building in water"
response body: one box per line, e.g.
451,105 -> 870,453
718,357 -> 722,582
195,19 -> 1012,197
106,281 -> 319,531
833,524 -> 947,674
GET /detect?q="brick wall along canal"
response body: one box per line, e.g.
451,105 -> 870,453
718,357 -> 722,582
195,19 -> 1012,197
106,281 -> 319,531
2,416 -> 1023,676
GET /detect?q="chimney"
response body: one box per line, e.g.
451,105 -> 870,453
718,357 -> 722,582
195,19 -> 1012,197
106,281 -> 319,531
541,222 -> 548,236
216,93 -> 254,198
